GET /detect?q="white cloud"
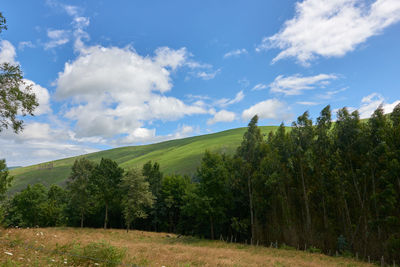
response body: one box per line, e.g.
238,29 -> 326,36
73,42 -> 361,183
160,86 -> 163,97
251,83 -> 267,91
216,90 -> 245,107
297,101 -> 319,106
269,74 -> 337,96
18,41 -> 35,50
116,124 -> 195,145
23,79 -> 51,116
196,68 -> 221,80
0,122 -> 99,166
318,87 -> 347,99
155,47 -> 187,70
55,45 -> 207,139
357,93 -> 400,119
242,98 -> 292,121
224,48 -> 248,58
257,0 -> 400,65
44,29 -> 70,49
207,110 -> 236,125
0,42 -> 51,116
0,40 -> 17,64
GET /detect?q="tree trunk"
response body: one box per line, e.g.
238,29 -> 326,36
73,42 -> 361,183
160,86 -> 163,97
80,210 -> 84,228
210,215 -> 214,240
104,203 -> 108,229
248,174 -> 255,244
300,163 -> 311,240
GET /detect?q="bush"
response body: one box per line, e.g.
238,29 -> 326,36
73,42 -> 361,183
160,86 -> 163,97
67,241 -> 126,267
280,244 -> 296,250
307,246 -> 322,253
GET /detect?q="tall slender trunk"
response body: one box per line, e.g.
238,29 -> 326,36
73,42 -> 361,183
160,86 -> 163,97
322,196 -> 328,230
300,163 -> 311,240
104,203 -> 108,229
371,169 -> 381,239
80,210 -> 84,228
248,174 -> 255,244
210,215 -> 214,240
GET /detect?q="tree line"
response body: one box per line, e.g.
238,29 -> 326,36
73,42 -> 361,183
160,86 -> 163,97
0,104 -> 399,263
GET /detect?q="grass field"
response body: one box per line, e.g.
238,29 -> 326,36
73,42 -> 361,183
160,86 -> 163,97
8,126 -> 279,193
0,227 -> 374,267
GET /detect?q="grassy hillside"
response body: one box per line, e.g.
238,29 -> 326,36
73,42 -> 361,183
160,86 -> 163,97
9,126 -> 279,193
0,227 -> 373,266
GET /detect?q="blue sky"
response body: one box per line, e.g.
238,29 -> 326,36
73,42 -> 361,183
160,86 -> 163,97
1,0 -> 400,166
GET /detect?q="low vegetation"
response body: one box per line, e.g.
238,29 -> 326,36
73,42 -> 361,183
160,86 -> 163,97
0,227 -> 374,266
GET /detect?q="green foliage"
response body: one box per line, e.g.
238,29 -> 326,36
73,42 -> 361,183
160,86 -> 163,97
68,241 -> 126,267
0,159 -> 13,200
160,174 -> 190,233
41,185 -> 67,226
120,168 -> 154,230
0,12 -> 38,133
6,184 -> 47,227
67,158 -> 96,227
307,246 -> 322,253
90,158 -> 124,229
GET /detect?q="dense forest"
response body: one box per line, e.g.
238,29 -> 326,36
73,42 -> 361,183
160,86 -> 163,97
1,104 -> 399,263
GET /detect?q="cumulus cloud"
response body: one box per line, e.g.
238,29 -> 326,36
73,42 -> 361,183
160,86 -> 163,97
257,0 -> 400,65
269,74 -> 337,96
116,124 -> 195,145
216,90 -> 244,107
0,42 -> 51,116
224,48 -> 248,58
0,40 -> 17,64
0,122 -> 98,166
242,98 -> 292,121
207,110 -> 236,125
55,45 -> 207,139
23,79 -> 51,115
357,93 -> 400,119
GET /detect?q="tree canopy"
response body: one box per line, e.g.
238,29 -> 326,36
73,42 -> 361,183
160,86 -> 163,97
0,12 -> 38,133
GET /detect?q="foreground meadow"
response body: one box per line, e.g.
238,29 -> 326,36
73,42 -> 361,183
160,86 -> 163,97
0,227 -> 375,267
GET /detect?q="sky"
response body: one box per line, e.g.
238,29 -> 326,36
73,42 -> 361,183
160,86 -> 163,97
0,0 -> 400,166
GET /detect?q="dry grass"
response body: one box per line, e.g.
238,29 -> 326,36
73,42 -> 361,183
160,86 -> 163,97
0,227 -> 375,266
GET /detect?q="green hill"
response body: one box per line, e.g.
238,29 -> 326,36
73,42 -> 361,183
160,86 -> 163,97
9,126 -> 279,193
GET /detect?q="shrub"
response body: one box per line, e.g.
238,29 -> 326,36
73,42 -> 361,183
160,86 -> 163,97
66,241 -> 126,267
307,246 -> 322,253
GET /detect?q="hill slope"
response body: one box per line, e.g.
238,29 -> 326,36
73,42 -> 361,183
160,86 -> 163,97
9,126 -> 279,193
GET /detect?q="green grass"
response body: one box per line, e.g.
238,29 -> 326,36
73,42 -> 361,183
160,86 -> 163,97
9,126 -> 279,193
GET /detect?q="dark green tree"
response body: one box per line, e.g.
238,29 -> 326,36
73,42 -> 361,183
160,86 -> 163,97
0,159 -> 13,200
290,111 -> 314,242
184,151 -> 232,239
67,158 -> 95,228
90,158 -> 124,229
236,115 -> 264,244
120,168 -> 154,232
160,174 -> 190,233
41,185 -> 67,227
142,161 -> 163,231
0,12 -> 38,133
8,184 -> 47,227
